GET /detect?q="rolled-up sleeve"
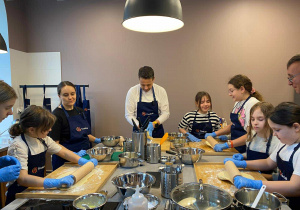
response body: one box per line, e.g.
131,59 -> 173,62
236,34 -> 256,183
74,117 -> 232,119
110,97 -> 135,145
7,141 -> 29,171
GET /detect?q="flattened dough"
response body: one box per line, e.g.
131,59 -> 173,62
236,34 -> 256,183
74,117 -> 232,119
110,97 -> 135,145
205,141 -> 213,148
217,171 -> 254,184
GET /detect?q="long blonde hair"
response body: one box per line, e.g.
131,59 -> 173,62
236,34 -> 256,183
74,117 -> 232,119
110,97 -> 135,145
247,102 -> 274,142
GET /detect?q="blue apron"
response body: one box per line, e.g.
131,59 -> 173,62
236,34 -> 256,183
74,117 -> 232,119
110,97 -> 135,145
277,143 -> 300,210
22,85 -> 30,109
247,134 -> 273,174
230,96 -> 251,153
191,110 -> 213,139
75,85 -> 83,108
51,105 -> 91,171
43,85 -> 52,112
6,134 -> 47,205
135,87 -> 164,138
82,86 -> 91,126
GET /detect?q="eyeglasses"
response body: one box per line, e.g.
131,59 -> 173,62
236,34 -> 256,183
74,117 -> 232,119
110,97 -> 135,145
288,73 -> 300,83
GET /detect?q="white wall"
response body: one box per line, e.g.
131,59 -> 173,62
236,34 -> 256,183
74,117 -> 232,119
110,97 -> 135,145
10,49 -> 62,118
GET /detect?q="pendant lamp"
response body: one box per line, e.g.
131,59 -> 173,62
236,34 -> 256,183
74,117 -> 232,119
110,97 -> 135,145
0,33 -> 8,54
122,0 -> 184,33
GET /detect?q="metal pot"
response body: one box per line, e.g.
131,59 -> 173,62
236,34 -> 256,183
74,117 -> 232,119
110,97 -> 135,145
169,180 -> 232,210
118,152 -> 145,168
101,136 -> 120,147
87,147 -> 114,161
73,191 -> 108,210
166,147 -> 205,165
234,188 -> 287,210
170,138 -> 188,151
111,172 -> 156,198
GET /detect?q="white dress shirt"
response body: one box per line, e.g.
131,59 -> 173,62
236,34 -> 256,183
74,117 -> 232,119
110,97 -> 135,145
125,83 -> 170,126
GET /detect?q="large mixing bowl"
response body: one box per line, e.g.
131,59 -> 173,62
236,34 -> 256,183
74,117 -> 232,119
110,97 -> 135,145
101,136 -> 120,147
170,181 -> 232,210
87,147 -> 114,161
177,147 -> 205,165
234,188 -> 287,210
111,172 -> 156,198
118,152 -> 144,168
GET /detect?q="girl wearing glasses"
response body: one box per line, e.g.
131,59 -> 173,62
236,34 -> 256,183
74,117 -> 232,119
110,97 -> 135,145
178,91 -> 221,142
205,74 -> 263,153
224,102 -> 300,210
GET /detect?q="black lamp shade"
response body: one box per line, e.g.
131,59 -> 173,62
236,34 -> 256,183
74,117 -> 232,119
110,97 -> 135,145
123,0 -> 184,33
0,33 -> 8,54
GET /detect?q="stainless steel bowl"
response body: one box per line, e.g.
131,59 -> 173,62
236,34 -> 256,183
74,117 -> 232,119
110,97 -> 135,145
170,138 -> 188,151
234,188 -> 287,210
87,147 -> 115,161
161,156 -> 176,164
123,194 -> 160,209
101,136 -> 120,147
170,181 -> 232,209
111,172 -> 156,198
177,147 -> 205,165
118,152 -> 144,168
73,192 -> 107,210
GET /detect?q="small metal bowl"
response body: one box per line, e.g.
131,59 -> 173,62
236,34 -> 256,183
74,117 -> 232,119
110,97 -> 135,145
161,156 -> 176,164
87,147 -> 115,161
101,136 -> 120,147
123,194 -> 160,210
111,172 -> 156,198
170,138 -> 188,151
168,132 -> 188,141
73,192 -> 107,210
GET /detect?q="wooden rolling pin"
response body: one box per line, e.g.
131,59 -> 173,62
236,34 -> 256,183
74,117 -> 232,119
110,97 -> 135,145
206,136 -> 219,148
225,160 -> 242,183
61,162 -> 94,188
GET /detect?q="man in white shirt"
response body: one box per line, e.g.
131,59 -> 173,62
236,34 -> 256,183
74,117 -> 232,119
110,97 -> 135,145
125,66 -> 170,138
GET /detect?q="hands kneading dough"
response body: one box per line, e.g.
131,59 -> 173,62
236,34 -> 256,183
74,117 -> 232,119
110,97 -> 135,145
217,171 -> 254,184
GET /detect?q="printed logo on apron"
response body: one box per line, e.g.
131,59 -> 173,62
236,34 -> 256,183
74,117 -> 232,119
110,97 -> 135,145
32,167 -> 38,174
279,170 -> 288,180
76,127 -> 82,132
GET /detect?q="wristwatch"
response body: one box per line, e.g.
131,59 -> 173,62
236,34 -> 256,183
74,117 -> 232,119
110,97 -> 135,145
153,121 -> 159,128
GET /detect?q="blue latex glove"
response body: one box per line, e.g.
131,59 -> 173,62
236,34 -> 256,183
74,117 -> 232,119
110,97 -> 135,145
187,132 -> 201,142
218,135 -> 228,141
204,132 -> 217,139
0,165 -> 21,182
78,157 -> 98,167
234,176 -> 263,189
224,158 -> 247,169
43,175 -> 75,189
214,143 -> 229,152
94,138 -> 101,144
74,150 -> 86,157
146,122 -> 154,137
0,156 -> 21,168
233,153 -> 244,161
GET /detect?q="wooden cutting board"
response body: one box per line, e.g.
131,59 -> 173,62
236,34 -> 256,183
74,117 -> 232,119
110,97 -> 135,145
151,138 -> 238,156
16,162 -> 118,199
194,162 -> 267,196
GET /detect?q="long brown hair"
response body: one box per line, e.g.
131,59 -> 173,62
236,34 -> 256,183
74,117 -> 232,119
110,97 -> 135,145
247,102 -> 274,142
0,81 -> 17,104
228,74 -> 263,101
9,105 -> 56,138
